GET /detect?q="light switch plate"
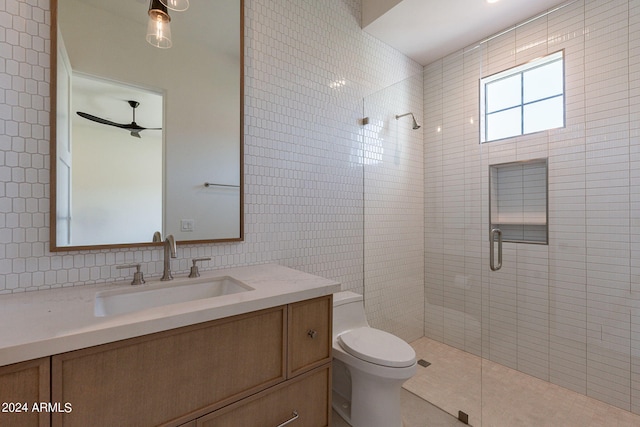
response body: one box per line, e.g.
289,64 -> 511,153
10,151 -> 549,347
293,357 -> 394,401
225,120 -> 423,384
180,219 -> 194,232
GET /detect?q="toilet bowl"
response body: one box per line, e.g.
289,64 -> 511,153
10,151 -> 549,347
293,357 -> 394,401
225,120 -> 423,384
332,291 -> 417,427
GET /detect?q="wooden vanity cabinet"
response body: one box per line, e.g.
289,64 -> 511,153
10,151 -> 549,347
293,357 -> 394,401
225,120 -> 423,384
288,296 -> 332,378
196,296 -> 332,427
52,306 -> 287,427
50,295 -> 332,427
197,365 -> 330,427
0,357 -> 50,427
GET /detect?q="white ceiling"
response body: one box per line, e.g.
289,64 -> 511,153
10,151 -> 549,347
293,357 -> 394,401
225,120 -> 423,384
363,0 -> 569,66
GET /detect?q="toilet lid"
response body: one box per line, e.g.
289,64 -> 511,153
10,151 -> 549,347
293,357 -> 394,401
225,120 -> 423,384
338,327 -> 416,368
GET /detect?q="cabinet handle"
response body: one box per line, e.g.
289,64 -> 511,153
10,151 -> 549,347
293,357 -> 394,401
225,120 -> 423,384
307,329 -> 318,339
276,411 -> 299,426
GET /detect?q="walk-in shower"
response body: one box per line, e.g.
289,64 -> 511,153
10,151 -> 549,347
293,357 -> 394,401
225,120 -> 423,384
363,0 -> 640,424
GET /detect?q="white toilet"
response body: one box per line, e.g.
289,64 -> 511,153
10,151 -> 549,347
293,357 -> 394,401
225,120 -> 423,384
332,291 -> 417,427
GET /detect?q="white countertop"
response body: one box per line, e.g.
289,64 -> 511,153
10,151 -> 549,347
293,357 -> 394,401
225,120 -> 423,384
0,264 -> 341,366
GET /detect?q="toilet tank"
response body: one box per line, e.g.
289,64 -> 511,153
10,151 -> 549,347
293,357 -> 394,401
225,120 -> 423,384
333,291 -> 369,337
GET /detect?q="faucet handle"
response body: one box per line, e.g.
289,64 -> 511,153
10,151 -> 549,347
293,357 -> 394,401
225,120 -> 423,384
117,263 -> 146,286
189,257 -> 211,278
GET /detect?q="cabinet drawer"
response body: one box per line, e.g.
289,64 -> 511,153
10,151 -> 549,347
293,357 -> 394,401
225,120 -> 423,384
52,306 -> 286,427
197,364 -> 330,427
287,296 -> 332,377
0,358 -> 50,427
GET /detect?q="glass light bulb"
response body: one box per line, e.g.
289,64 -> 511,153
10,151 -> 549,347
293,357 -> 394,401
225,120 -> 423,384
146,12 -> 172,49
160,0 -> 189,12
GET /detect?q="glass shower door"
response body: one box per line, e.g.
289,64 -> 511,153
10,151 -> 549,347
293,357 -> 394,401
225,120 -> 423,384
420,51 -> 486,425
361,72 -> 426,344
362,70 -> 485,425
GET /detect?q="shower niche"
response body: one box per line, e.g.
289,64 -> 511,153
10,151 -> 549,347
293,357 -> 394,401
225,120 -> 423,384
489,159 -> 548,244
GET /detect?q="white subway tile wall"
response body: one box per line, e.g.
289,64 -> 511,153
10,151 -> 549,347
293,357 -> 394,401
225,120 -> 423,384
0,0 -> 420,298
424,0 -> 640,415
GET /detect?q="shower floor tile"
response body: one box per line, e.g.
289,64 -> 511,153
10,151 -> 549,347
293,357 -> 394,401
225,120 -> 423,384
404,337 -> 640,427
331,389 -> 466,427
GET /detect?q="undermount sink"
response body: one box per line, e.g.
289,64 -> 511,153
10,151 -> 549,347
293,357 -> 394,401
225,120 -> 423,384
94,276 -> 254,317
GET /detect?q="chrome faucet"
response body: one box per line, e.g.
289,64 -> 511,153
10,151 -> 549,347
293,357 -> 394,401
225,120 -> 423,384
161,234 -> 177,281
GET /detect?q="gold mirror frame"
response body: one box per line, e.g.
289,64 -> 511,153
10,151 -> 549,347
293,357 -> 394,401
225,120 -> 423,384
49,0 -> 244,251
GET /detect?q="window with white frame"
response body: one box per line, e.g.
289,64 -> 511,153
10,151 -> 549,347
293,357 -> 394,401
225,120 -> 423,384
480,51 -> 564,143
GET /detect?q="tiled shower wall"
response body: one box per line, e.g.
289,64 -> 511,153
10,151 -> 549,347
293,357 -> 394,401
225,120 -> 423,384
424,0 -> 640,413
0,0 -> 421,300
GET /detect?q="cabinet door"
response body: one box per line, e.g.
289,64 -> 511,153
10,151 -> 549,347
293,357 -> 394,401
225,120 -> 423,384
288,296 -> 332,377
52,306 -> 286,427
0,357 -> 50,427
197,364 -> 330,427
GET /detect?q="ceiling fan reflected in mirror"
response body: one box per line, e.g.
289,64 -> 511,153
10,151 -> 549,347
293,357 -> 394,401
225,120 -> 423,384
76,100 -> 162,138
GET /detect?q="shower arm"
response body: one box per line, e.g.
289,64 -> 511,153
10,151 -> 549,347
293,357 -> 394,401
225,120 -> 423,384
395,112 -> 421,130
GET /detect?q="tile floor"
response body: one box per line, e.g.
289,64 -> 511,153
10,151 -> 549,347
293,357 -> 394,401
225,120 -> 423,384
403,337 -> 640,427
331,389 -> 466,427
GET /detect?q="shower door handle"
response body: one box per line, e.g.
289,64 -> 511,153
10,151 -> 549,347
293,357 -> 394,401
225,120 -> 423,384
490,228 -> 502,271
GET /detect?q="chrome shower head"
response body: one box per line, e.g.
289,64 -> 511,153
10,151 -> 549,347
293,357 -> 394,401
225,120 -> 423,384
395,112 -> 421,130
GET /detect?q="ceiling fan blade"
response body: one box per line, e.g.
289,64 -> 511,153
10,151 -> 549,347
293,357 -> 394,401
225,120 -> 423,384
77,102 -> 162,138
122,124 -> 162,134
77,111 -> 130,129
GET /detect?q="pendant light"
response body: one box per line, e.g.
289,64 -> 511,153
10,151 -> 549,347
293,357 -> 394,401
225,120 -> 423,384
160,0 -> 189,12
147,0 -> 172,49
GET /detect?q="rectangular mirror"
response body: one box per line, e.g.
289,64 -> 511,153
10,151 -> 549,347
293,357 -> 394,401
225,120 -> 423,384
51,0 -> 243,250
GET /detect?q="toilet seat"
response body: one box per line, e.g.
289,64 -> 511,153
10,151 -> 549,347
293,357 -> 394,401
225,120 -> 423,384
338,327 -> 416,368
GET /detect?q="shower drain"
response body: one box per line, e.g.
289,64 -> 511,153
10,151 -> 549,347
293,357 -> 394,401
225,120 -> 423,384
417,359 -> 431,367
